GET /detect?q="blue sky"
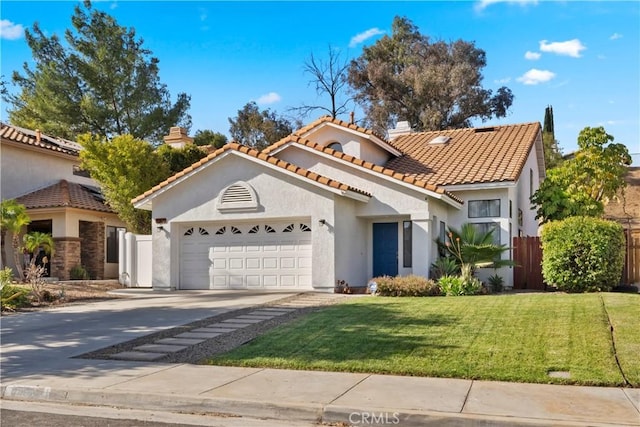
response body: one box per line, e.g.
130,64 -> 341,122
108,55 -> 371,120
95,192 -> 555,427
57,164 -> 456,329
1,1 -> 639,165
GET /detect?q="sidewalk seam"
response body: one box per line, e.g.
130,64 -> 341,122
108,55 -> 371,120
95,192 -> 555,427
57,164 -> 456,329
325,373 -> 371,405
198,367 -> 266,395
460,379 -> 474,413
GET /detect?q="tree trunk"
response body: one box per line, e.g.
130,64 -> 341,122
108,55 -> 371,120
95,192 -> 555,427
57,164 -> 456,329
11,233 -> 24,281
0,229 -> 6,269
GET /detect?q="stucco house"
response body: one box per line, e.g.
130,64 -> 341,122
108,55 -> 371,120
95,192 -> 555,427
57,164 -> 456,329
132,117 -> 545,291
0,123 -> 126,280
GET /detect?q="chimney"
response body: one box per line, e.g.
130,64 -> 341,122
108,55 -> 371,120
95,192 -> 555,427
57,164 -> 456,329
387,121 -> 413,141
35,129 -> 41,143
163,127 -> 194,149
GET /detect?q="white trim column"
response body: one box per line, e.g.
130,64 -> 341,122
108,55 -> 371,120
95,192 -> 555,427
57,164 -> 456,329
410,215 -> 432,278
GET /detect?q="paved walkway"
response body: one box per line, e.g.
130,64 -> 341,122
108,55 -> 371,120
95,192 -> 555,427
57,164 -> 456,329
1,290 -> 639,426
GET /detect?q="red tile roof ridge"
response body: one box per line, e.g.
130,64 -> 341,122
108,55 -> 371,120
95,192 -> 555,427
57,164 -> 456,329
0,122 -> 82,155
132,142 -> 371,204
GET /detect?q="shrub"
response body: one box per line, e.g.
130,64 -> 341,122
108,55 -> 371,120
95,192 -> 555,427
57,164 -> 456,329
541,216 -> 625,292
1,268 -> 30,310
373,275 -> 441,297
487,274 -> 504,293
70,265 -> 90,280
430,257 -> 460,280
438,265 -> 483,296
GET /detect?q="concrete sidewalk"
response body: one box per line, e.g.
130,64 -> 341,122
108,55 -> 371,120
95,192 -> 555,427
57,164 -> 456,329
2,361 -> 639,426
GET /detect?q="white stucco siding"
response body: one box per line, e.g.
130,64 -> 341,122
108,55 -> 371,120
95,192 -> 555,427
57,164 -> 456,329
294,126 -> 392,166
0,144 -> 95,199
516,147 -> 543,236
149,154 -> 338,290
333,197 -> 368,287
277,150 -> 433,218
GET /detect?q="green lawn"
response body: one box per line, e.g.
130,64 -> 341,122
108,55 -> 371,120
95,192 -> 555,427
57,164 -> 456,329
206,293 -> 640,387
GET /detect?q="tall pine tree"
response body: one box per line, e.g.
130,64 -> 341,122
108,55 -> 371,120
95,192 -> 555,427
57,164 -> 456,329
4,1 -> 191,145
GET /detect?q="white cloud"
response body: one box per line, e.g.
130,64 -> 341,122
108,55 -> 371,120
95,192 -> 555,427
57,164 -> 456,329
517,69 -> 556,85
524,51 -> 541,60
0,19 -> 24,40
539,39 -> 586,58
475,0 -> 538,12
255,92 -> 281,105
610,33 -> 623,40
349,28 -> 384,48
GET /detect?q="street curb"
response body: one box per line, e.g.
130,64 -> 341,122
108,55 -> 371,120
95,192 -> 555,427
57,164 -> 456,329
3,385 -> 638,427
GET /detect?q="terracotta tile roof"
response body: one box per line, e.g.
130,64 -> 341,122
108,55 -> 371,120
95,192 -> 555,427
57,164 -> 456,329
291,115 -> 401,151
0,122 -> 82,156
263,135 -> 462,204
385,122 -> 542,186
15,180 -> 114,213
604,167 -> 640,227
132,143 -> 371,204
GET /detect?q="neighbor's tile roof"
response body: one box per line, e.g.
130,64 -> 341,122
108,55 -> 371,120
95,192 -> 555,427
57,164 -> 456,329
263,135 -> 462,203
386,122 -> 542,186
15,180 -> 114,213
132,143 -> 371,204
0,122 -> 82,156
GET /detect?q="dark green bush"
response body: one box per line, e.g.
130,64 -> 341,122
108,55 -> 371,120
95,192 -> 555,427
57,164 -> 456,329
373,275 -> 441,297
541,216 -> 625,292
70,265 -> 90,280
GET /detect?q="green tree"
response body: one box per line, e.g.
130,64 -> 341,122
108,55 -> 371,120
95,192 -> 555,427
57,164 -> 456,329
347,16 -> 514,134
193,129 -> 228,149
156,144 -> 208,175
79,133 -> 169,233
4,0 -> 190,144
228,102 -> 297,151
289,45 -> 352,121
23,231 -> 55,275
542,105 -> 563,169
0,199 -> 31,279
531,126 -> 631,223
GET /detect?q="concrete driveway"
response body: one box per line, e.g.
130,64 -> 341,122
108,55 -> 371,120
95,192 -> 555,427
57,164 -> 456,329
0,290 -> 297,380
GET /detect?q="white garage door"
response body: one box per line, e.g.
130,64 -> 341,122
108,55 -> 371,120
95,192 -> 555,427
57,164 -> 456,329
179,221 -> 312,290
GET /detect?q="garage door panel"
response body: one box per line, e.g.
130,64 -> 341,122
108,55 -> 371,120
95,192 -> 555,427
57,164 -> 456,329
180,222 -> 312,290
263,275 -> 278,287
281,257 -> 296,269
246,258 -> 261,269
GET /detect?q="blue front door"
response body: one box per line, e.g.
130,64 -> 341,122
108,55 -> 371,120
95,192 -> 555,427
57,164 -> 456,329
373,222 -> 398,277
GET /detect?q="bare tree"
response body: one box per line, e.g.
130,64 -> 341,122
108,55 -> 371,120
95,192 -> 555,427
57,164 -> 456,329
289,45 -> 352,121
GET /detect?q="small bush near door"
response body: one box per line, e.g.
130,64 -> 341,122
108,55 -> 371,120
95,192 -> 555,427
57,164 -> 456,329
70,265 -> 90,280
373,275 -> 441,297
541,217 -> 625,292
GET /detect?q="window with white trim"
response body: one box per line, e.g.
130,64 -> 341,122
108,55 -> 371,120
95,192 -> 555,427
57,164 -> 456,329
403,221 -> 412,268
470,222 -> 501,246
468,199 -> 500,218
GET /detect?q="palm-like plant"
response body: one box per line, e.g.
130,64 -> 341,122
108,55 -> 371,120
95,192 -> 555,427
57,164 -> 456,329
23,231 -> 55,259
1,199 -> 31,279
441,223 -> 514,270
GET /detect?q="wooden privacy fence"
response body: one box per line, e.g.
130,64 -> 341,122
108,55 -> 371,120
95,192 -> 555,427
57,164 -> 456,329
513,236 -> 544,290
513,230 -> 640,290
623,230 -> 640,285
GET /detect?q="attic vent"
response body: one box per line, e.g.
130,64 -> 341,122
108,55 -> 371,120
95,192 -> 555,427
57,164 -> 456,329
429,135 -> 451,145
474,127 -> 496,133
217,181 -> 258,212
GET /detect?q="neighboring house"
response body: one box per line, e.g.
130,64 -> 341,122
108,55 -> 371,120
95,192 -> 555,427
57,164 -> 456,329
0,123 -> 126,280
132,117 -> 545,291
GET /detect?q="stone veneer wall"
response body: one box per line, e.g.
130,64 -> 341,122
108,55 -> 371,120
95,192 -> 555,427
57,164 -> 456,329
79,221 -> 105,280
51,238 -> 81,280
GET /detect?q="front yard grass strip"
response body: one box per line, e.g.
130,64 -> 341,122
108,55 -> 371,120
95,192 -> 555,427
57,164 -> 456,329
205,293 -> 640,387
